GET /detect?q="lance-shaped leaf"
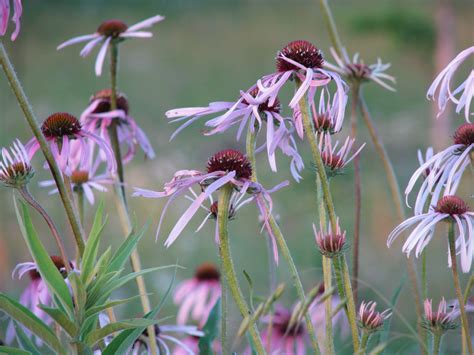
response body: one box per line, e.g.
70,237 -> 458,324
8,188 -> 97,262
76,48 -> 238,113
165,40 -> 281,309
0,346 -> 32,355
39,305 -> 77,337
0,294 -> 65,354
198,298 -> 221,354
13,198 -> 73,313
85,319 -> 158,347
12,322 -> 41,355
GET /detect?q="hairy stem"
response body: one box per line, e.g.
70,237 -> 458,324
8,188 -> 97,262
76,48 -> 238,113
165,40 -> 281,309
351,84 -> 361,304
358,331 -> 370,355
246,128 -> 321,354
217,184 -> 265,354
107,41 -> 157,355
75,187 -> 85,227
464,274 -> 474,304
18,187 -> 70,273
421,251 -> 428,301
0,41 -> 85,256
432,332 -> 442,355
448,221 -> 473,355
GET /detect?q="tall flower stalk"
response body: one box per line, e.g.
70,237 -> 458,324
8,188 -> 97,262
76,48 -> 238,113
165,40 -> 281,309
106,41 -> 158,355
217,183 -> 265,354
0,40 -> 86,256
447,221 -> 473,354
245,127 -> 321,354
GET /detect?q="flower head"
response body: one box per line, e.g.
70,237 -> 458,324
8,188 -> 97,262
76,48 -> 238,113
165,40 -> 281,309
313,219 -> 347,257
26,112 -> 116,176
81,89 -> 155,163
174,262 -> 221,326
0,0 -> 22,41
427,46 -> 474,121
325,48 -> 396,91
0,139 -> 34,188
133,149 -> 288,263
406,123 -> 473,215
6,256 -> 73,344
260,304 -> 308,354
388,195 -> 473,273
167,88 -> 304,181
311,89 -> 348,134
318,133 -> 365,175
422,298 -> 457,333
358,301 -> 391,333
57,15 -> 164,76
131,324 -> 204,354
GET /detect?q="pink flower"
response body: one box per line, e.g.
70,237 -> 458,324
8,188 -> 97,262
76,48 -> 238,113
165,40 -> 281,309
81,89 -> 155,163
26,112 -> 116,176
174,262 -> 221,326
133,149 -> 288,263
6,256 -> 73,344
130,324 -> 204,355
0,139 -> 34,188
309,88 -> 348,135
357,301 -> 391,333
324,47 -> 396,91
57,15 -> 164,76
39,154 -> 114,205
0,0 -> 22,41
422,298 -> 457,333
427,46 -> 473,121
318,132 -> 365,174
260,304 -> 308,355
167,88 -> 305,181
406,124 -> 473,215
313,218 -> 347,258
388,195 -> 474,273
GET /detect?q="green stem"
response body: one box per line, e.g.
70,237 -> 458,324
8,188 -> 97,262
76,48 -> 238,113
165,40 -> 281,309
217,184 -> 265,354
0,41 -> 85,257
18,187 -> 70,273
351,84 -> 362,304
464,274 -> 474,304
357,92 -> 426,353
448,221 -> 473,355
220,254 -> 228,353
107,41 -> 158,355
75,187 -> 85,227
421,251 -> 428,301
318,0 -> 345,57
246,128 -> 321,354
432,332 -> 442,355
358,331 -> 370,354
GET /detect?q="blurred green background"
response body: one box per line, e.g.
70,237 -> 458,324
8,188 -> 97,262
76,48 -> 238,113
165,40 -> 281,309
0,0 -> 472,353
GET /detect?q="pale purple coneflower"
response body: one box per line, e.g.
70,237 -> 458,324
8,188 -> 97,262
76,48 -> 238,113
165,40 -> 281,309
25,112 -> 116,176
405,123 -> 473,215
133,149 -> 288,263
167,88 -> 305,181
324,47 -> 396,91
174,262 -> 221,327
260,304 -> 308,355
0,139 -> 34,188
422,298 -> 457,333
427,46 -> 473,121
256,40 -> 347,131
308,88 -> 348,135
81,89 -> 155,163
57,15 -> 164,76
318,132 -> 366,174
448,296 -> 474,319
313,218 -> 347,258
357,301 -> 391,333
6,256 -> 73,344
388,195 -> 474,273
0,0 -> 22,40
39,155 -> 114,205
130,324 -> 204,355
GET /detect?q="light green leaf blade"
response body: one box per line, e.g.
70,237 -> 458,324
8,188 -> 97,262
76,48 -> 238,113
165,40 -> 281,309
198,298 -> 221,354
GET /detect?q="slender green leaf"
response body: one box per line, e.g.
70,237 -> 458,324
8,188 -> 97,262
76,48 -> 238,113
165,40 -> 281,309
13,199 -> 73,313
13,322 -> 40,355
0,294 -> 64,354
69,273 -> 86,314
84,294 -> 147,319
0,346 -> 31,355
85,319 -> 158,346
38,305 -> 77,337
198,298 -> 221,354
81,201 -> 107,285
102,265 -> 178,355
106,222 -> 149,274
